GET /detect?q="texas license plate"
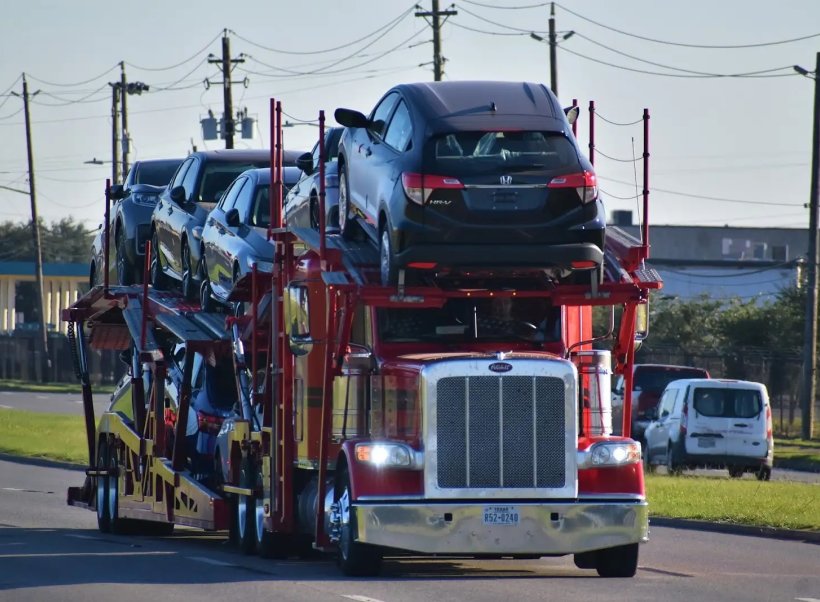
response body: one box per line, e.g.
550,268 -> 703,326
698,437 -> 716,448
483,506 -> 520,525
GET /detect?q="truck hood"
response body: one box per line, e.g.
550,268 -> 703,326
384,350 -> 563,373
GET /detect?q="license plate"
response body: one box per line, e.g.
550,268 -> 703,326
483,506 -> 520,526
698,437 -> 716,448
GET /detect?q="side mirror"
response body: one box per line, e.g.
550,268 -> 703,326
296,151 -> 314,176
226,208 -> 240,228
634,301 -> 649,349
564,105 -> 580,126
170,185 -> 187,204
646,406 -> 659,421
334,107 -> 370,129
285,285 -> 314,356
109,184 -> 126,201
343,343 -> 374,373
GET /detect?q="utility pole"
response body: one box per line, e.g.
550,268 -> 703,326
12,74 -> 50,382
797,52 -> 820,441
415,1 -> 457,81
116,63 -> 149,178
208,30 -> 245,149
549,2 -> 558,96
109,81 -> 121,183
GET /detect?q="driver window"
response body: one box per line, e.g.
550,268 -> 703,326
232,178 -> 254,222
370,92 -> 400,139
384,100 -> 412,152
179,158 -> 200,203
218,177 -> 247,212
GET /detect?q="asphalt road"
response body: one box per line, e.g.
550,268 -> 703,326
0,458 -> 818,602
0,390 -> 110,417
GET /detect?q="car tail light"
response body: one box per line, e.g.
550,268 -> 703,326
765,404 -> 772,440
548,170 -> 598,204
197,411 -> 225,435
680,401 -> 688,436
401,172 -> 464,205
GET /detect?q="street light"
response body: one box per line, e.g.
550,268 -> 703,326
530,29 -> 575,97
794,52 -> 820,441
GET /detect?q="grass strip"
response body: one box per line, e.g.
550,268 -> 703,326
0,408 -> 87,465
646,474 -> 820,531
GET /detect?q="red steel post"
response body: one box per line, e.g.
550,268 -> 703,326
319,111 -> 327,262
642,108 -> 650,261
103,179 -> 111,292
588,100 -> 595,167
268,98 -> 276,240
141,240 -> 150,349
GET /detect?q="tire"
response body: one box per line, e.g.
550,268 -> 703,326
666,443 -> 682,476
335,467 -> 382,576
181,242 -> 197,301
96,439 -> 112,533
728,466 -> 745,478
642,443 -> 656,475
149,231 -> 168,290
379,226 -> 398,287
310,194 -> 319,230
116,228 -> 135,286
89,262 -> 98,288
232,266 -> 246,316
574,551 -> 597,570
338,167 -> 354,239
595,543 -> 639,578
756,466 -> 772,481
236,458 -> 256,555
199,270 -> 215,312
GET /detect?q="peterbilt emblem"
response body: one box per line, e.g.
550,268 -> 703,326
500,175 -> 513,185
489,362 -> 513,373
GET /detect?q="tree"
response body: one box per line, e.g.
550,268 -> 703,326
0,218 -> 92,264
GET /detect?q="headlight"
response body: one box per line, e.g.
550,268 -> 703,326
130,192 -> 159,206
325,173 -> 339,188
355,442 -> 422,469
577,441 -> 641,469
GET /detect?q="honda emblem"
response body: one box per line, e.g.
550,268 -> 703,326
500,175 -> 512,185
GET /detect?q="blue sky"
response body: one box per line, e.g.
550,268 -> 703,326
1,0 -> 818,233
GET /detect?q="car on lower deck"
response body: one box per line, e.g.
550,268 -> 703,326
199,166 -> 301,310
334,81 -> 605,285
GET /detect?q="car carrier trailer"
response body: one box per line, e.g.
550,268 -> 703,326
65,98 -> 661,578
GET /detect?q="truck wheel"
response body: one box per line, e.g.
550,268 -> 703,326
756,466 -> 771,481
236,458 -> 257,554
116,229 -> 134,286
595,543 -> 639,578
96,439 -> 112,533
150,232 -> 168,290
335,468 -> 382,576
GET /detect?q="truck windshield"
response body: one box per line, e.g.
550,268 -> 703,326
378,297 -> 560,344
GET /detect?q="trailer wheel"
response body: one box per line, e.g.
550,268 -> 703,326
335,468 -> 382,577
595,543 -> 639,578
96,439 -> 112,533
236,459 -> 256,554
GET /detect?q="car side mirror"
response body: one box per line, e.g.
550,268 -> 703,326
564,105 -> 580,126
109,184 -> 126,201
226,208 -> 240,227
647,406 -> 659,421
170,185 -> 187,204
334,107 -> 370,129
296,151 -> 314,176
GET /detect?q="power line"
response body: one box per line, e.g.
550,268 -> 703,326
555,3 -> 820,49
229,5 -> 417,55
125,31 -> 224,71
25,64 -> 119,87
460,0 -> 548,9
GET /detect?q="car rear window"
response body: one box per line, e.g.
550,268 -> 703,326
692,387 -> 763,418
634,367 -> 709,394
424,131 -> 579,177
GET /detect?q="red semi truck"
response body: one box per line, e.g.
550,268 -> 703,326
64,101 -> 660,578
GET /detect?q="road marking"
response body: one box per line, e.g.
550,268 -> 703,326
186,556 -> 237,567
342,596 -> 387,602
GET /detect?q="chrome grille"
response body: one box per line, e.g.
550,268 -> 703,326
436,375 -> 566,489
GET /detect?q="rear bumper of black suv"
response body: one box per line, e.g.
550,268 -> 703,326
394,241 -> 603,272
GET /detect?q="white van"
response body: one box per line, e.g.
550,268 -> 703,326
643,378 -> 773,480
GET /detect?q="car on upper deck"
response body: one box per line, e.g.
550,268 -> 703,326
199,166 -> 301,310
284,126 -> 344,232
89,158 -> 182,286
149,149 -> 301,299
334,81 -> 604,285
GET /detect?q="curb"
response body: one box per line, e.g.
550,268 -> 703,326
650,516 -> 820,544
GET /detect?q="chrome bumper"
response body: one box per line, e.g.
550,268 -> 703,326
354,501 -> 648,555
